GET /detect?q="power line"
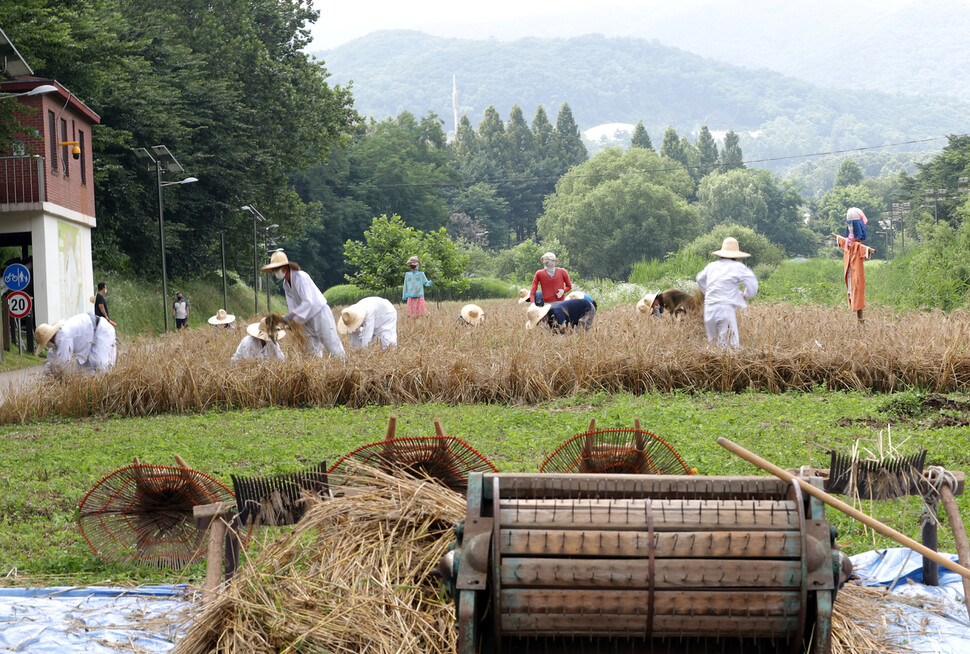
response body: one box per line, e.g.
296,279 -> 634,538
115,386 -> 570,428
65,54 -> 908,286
325,132 -> 959,191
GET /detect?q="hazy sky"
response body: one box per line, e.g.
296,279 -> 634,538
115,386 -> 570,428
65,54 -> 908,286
308,0 -> 652,51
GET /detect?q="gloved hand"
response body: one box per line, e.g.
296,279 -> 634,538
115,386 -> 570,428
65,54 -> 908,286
556,289 -> 564,299
282,313 -> 293,324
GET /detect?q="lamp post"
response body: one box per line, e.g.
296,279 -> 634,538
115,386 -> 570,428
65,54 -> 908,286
264,224 -> 279,312
241,205 -> 267,315
0,84 -> 58,100
133,146 -> 197,332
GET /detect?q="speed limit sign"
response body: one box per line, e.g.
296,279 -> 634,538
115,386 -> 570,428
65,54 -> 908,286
7,291 -> 31,319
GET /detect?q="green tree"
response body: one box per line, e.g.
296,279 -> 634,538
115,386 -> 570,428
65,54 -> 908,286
659,127 -> 687,167
834,160 -> 865,187
492,238 -> 569,283
687,224 -> 784,269
551,103 -> 587,169
504,105 -> 541,240
537,147 -> 699,280
721,130 -> 744,170
630,121 -> 654,150
344,214 -> 469,295
696,126 -> 719,177
451,183 -> 510,247
813,186 -> 885,240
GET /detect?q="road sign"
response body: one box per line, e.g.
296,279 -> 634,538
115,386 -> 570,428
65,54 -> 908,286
3,264 -> 30,291
7,291 -> 31,319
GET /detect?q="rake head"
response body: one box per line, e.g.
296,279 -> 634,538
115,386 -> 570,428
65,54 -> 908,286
825,448 -> 928,499
328,436 -> 497,493
540,428 -> 693,475
231,462 -> 330,527
78,464 -> 234,569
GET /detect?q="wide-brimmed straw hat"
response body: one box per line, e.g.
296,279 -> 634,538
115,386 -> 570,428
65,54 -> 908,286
247,318 -> 286,342
525,303 -> 551,330
34,321 -> 62,354
711,237 -> 750,259
260,249 -> 300,272
517,288 -> 530,304
566,291 -> 585,300
208,309 -> 236,325
636,293 -> 658,313
337,304 -> 366,335
460,304 -> 485,326
89,296 -> 96,304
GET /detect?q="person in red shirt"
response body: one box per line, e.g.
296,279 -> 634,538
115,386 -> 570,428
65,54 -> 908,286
529,252 -> 571,305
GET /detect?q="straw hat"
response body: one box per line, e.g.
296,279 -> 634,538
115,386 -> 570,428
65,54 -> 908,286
337,304 -> 366,335
34,321 -> 62,354
407,255 -> 420,266
525,303 -> 551,330
460,304 -> 485,326
208,309 -> 236,325
247,318 -> 286,342
636,294 -> 658,313
566,291 -> 585,300
540,251 -> 557,263
260,249 -> 300,272
517,288 -> 530,304
89,296 -> 96,304
710,237 -> 750,259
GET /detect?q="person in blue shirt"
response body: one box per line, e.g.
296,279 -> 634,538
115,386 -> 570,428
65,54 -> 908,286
402,255 -> 433,317
525,297 -> 597,333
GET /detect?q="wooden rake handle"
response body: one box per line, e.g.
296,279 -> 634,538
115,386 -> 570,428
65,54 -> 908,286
717,437 -> 970,583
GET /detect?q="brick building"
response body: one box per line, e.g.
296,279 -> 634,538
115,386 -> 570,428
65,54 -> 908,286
1,28 -> 99,329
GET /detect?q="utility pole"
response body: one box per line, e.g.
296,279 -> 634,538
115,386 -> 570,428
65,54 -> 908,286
452,75 -> 459,140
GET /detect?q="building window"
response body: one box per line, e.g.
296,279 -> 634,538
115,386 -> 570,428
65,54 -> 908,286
48,111 -> 57,171
79,131 -> 86,185
60,119 -> 69,176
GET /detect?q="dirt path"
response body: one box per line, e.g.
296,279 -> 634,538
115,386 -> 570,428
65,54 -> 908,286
0,365 -> 44,402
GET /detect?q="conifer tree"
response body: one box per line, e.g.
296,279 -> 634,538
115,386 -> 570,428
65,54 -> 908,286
630,121 -> 653,150
659,126 -> 688,168
722,130 -> 745,170
696,125 -> 719,177
552,103 -> 587,169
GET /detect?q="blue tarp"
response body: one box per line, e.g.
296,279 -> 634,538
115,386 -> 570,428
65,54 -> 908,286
850,548 -> 970,653
0,584 -> 192,653
0,551 -> 967,652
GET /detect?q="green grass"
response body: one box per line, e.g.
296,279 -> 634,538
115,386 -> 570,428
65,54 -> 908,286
0,350 -> 44,372
1,389 -> 967,587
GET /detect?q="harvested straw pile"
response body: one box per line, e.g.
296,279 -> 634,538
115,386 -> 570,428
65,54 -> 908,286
7,301 -> 970,422
832,582 -> 948,654
174,463 -> 463,654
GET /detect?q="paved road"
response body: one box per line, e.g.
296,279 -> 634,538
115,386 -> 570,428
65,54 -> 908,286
0,364 -> 44,402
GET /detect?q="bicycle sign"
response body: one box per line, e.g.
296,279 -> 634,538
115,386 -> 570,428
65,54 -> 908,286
7,291 -> 31,319
3,264 -> 30,292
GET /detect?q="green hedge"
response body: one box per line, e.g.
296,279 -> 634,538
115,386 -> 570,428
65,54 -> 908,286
323,277 -> 519,306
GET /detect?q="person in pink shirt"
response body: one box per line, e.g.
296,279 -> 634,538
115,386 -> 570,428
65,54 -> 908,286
529,252 -> 572,305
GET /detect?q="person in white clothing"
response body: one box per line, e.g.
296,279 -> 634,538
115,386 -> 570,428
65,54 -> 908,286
695,237 -> 759,347
336,297 -> 398,349
260,250 -> 345,358
232,317 -> 285,361
34,313 -> 117,376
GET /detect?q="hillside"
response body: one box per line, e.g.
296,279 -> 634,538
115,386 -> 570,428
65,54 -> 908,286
315,31 -> 970,173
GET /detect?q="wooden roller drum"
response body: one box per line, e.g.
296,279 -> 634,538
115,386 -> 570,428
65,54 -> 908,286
450,473 -> 844,654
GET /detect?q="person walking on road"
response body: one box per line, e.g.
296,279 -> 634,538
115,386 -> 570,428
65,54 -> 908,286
172,292 -> 189,330
261,250 -> 345,358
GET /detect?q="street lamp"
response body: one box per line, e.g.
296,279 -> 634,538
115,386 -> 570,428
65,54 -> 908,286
241,205 -> 268,314
133,146 -> 196,332
264,225 -> 279,311
0,84 -> 58,100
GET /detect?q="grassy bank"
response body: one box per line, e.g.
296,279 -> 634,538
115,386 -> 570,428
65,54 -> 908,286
0,389 -> 967,587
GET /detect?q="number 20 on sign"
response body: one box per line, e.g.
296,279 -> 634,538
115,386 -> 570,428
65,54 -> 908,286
7,291 -> 31,319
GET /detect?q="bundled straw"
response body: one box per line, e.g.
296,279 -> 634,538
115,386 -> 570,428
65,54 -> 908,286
174,461 -> 463,654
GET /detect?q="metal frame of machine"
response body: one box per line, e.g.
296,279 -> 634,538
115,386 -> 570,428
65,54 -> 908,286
450,472 -> 843,654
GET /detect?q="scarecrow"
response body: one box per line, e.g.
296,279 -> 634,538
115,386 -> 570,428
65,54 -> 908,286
261,250 -> 345,358
833,207 -> 875,323
34,312 -> 117,375
695,237 -> 759,347
528,252 -> 572,306
337,297 -> 398,349
457,303 -> 486,326
232,316 -> 285,361
402,255 -> 433,317
525,297 -> 596,333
